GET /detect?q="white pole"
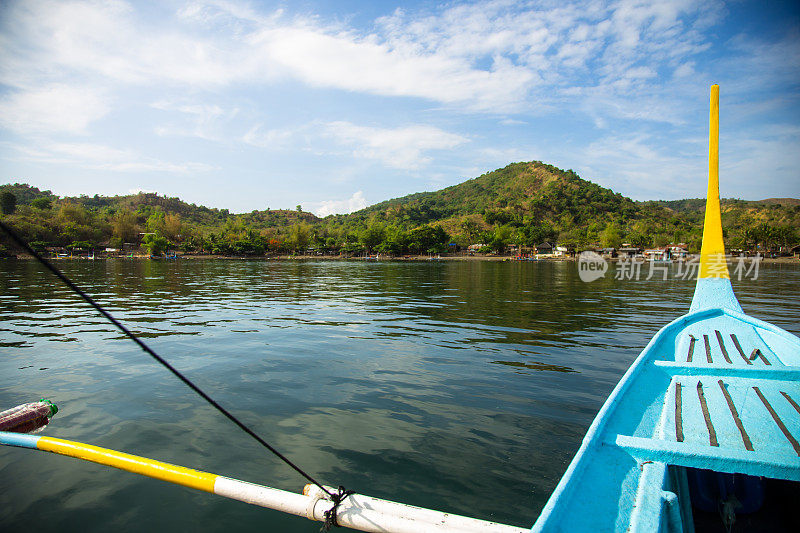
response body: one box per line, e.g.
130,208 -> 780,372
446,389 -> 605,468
309,484 -> 527,533
214,476 -> 527,533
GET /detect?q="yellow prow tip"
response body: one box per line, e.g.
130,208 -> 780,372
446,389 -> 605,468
698,84 -> 729,279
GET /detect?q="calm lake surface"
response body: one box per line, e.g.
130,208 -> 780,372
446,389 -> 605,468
1,258 -> 799,531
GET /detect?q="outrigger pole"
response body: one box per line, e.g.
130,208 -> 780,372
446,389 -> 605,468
0,430 -> 526,533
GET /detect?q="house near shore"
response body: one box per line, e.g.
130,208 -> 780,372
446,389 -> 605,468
45,246 -> 68,257
643,245 -> 689,261
643,248 -> 668,260
599,247 -> 617,258
508,244 -> 534,256
669,244 -> 689,259
535,242 -> 555,255
618,246 -> 641,258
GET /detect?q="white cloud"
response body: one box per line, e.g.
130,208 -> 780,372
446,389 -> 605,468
241,124 -> 299,149
720,126 -> 800,198
152,100 -> 239,140
0,85 -> 110,135
324,121 -> 468,169
0,0 -> 796,205
0,0 -> 261,87
579,133 -> 703,198
0,0 -> 736,125
256,25 -> 534,111
242,120 -> 468,169
312,191 -> 368,217
716,32 -> 800,97
0,0 -> 534,113
479,146 -> 540,164
9,141 -> 215,174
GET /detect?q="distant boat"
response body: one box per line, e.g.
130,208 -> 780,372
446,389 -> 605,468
531,85 -> 799,532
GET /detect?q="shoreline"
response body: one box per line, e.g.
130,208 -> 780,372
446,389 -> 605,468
5,253 -> 798,264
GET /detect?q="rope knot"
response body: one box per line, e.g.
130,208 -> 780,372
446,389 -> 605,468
321,486 -> 355,531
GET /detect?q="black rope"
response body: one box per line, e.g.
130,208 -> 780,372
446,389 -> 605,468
0,220 -> 335,499
322,486 -> 356,531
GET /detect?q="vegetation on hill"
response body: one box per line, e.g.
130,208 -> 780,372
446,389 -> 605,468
648,197 -> 800,252
1,162 -> 798,257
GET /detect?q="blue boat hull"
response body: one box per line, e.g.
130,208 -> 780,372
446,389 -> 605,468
531,304 -> 800,532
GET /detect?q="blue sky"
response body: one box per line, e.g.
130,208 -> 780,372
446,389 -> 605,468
1,0 -> 798,215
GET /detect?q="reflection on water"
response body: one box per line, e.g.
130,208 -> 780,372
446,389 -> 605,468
490,360 -> 577,373
1,259 -> 799,532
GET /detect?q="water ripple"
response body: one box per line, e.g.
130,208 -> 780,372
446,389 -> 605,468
1,259 -> 798,531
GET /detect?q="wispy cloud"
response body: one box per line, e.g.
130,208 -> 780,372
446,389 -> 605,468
0,0 -> 723,117
310,190 -> 368,217
0,0 -> 797,208
9,141 -> 215,174
374,0 -> 723,116
129,187 -> 157,195
241,124 -> 301,150
579,133 -> 703,199
152,100 -> 239,141
0,85 -> 110,135
0,0 -> 532,113
324,122 -> 468,169
717,31 -> 800,97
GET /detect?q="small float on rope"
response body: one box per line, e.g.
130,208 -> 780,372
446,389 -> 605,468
0,399 -> 58,434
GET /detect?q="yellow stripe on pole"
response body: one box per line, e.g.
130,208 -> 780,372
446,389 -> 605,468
699,84 -> 729,279
37,436 -> 218,493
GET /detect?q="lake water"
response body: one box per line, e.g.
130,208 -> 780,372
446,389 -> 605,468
1,258 -> 798,532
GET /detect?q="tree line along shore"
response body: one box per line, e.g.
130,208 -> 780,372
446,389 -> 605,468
2,162 -> 798,260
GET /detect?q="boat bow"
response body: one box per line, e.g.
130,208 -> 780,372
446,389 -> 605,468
531,85 -> 800,533
690,84 -> 742,315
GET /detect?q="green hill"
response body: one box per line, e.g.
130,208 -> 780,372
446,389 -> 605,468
348,161 -> 638,224
328,162 -> 676,251
2,161 -> 798,256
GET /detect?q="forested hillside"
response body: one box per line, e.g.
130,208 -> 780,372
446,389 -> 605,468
2,162 -> 798,256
